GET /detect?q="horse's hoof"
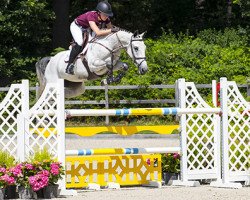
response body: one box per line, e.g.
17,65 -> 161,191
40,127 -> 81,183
122,63 -> 129,71
107,77 -> 114,84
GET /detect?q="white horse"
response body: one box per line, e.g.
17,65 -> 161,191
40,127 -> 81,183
36,30 -> 148,98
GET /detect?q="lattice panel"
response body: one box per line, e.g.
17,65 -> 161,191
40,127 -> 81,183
24,83 -> 59,160
225,81 -> 250,181
66,154 -> 161,188
186,114 -> 216,170
0,83 -> 28,158
183,82 -> 219,179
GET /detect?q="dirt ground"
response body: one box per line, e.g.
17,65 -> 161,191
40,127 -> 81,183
58,185 -> 249,200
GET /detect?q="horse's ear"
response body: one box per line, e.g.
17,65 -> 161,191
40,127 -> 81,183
133,30 -> 139,37
140,31 -> 147,38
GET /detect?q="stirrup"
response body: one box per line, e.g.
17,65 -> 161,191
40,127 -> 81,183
65,63 -> 75,75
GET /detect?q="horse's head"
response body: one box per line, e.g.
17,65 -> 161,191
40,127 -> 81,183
126,31 -> 148,75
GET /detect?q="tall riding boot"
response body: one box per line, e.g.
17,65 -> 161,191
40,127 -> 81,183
65,44 -> 82,75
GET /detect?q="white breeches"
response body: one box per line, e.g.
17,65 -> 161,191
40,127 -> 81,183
70,21 -> 86,46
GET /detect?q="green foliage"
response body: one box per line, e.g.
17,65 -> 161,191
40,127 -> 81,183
51,47 -> 66,56
71,0 -> 249,37
0,151 -> 16,168
29,148 -> 53,163
0,0 -> 54,86
161,153 -> 180,173
142,27 -> 250,85
233,0 -> 250,17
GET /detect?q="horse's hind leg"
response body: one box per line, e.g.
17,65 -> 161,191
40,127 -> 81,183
36,83 -> 46,100
64,81 -> 85,98
36,57 -> 51,98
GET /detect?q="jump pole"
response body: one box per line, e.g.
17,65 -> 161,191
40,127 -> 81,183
66,147 -> 181,156
65,107 -> 220,117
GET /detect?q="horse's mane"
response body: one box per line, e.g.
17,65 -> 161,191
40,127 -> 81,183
99,27 -> 131,33
96,28 -> 132,40
117,28 -> 131,34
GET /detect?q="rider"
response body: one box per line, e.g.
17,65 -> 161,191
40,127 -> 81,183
66,1 -> 120,75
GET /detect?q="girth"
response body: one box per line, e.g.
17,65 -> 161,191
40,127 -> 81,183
81,57 -> 104,80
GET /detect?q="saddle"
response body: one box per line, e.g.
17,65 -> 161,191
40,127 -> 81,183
68,32 -> 102,80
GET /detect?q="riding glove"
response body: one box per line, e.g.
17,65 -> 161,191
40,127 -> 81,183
111,26 -> 120,32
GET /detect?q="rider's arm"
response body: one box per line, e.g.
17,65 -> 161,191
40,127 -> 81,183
89,21 -> 111,36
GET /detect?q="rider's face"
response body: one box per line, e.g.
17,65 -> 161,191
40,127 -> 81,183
100,12 -> 108,21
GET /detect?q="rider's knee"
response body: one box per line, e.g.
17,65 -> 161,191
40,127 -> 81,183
72,43 -> 83,54
73,37 -> 84,46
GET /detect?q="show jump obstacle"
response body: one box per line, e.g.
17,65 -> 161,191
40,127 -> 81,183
0,78 -> 249,194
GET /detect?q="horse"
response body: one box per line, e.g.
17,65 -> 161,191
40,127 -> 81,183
36,30 -> 148,98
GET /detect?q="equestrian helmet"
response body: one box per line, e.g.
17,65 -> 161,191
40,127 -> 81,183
96,1 -> 113,17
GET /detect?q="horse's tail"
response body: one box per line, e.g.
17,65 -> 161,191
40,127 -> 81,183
35,57 -> 51,97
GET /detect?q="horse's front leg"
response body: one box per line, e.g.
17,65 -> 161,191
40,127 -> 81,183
110,61 -> 129,83
113,61 -> 129,71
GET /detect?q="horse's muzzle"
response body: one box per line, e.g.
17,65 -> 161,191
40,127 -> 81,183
139,62 -> 148,75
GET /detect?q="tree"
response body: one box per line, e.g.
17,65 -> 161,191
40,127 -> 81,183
233,0 -> 250,17
52,0 -> 71,49
0,0 -> 54,86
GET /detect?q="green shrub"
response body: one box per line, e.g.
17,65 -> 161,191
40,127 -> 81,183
0,151 -> 16,168
29,148 -> 53,163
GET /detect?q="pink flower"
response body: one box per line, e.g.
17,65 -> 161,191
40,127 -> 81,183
39,170 -> 49,177
0,174 -> 15,185
9,165 -> 22,177
25,163 -> 34,170
173,153 -> 180,159
28,174 -> 49,191
50,163 -> 60,175
0,167 -> 6,173
50,163 -> 60,169
50,169 -> 59,175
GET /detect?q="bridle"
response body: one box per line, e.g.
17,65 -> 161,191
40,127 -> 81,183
129,36 -> 147,69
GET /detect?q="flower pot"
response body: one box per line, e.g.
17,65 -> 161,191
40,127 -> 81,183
18,186 -> 36,199
0,188 -> 5,200
36,184 -> 59,199
163,172 -> 179,185
35,189 -> 44,199
4,185 -> 18,199
43,184 -> 59,199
